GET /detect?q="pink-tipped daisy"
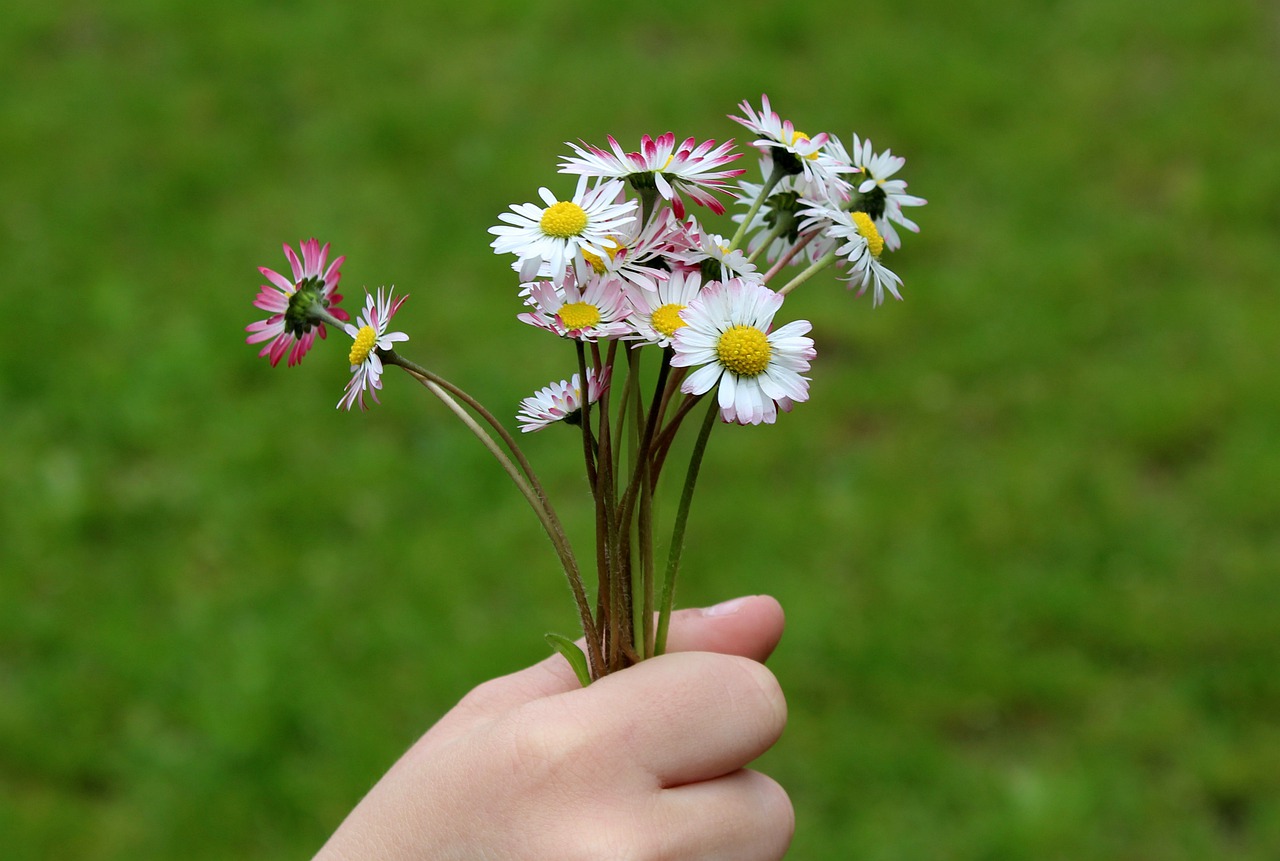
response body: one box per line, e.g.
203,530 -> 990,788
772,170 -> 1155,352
516,366 -> 612,433
671,278 -> 815,426
337,288 -> 409,411
671,221 -> 761,284
559,133 -> 745,218
245,239 -> 349,367
728,95 -> 854,196
518,272 -> 631,341
625,269 -> 706,348
489,176 -> 638,283
801,203 -> 903,306
576,207 -> 697,294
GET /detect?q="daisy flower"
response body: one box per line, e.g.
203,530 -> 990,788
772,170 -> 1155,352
672,222 -> 761,284
575,207 -> 696,294
518,272 -> 631,341
559,133 -> 745,218
728,95 -> 854,197
337,287 -> 409,411
516,367 -> 612,433
825,133 -> 927,251
626,269 -> 705,348
489,176 -> 638,283
671,278 -> 815,426
245,239 -> 348,367
802,203 -> 903,306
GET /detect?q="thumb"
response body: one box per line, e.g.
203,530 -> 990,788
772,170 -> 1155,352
432,595 -> 786,736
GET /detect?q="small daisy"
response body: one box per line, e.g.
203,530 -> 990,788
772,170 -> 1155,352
802,203 -> 903,306
489,176 -> 638,283
245,239 -> 349,367
560,133 -> 745,218
516,367 -> 612,433
825,134 -> 927,251
337,288 -> 409,411
577,207 -> 696,294
672,221 -> 761,284
671,278 -> 816,426
626,269 -> 705,348
518,272 -> 631,341
728,95 -> 854,196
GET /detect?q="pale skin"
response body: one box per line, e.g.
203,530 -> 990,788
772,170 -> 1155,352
314,595 -> 794,861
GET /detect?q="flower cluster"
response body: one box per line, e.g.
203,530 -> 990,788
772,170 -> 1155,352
245,95 -> 925,682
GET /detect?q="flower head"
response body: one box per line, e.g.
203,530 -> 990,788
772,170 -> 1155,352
489,176 -> 638,283
518,272 -> 631,341
728,95 -> 854,196
671,222 -> 761,284
671,278 -> 816,425
626,269 -> 705,348
801,203 -> 903,306
245,239 -> 349,367
516,367 -> 612,433
560,133 -> 745,218
825,134 -> 927,251
337,287 -> 409,411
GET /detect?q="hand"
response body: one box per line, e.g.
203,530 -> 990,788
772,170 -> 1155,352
314,595 -> 793,860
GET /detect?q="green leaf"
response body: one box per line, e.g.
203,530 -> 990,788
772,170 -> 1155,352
544,633 -> 592,687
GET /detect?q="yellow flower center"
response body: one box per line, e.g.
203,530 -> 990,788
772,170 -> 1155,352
651,303 -> 687,338
852,211 -> 885,259
558,301 -> 602,331
540,200 -> 589,238
789,129 -> 820,160
349,325 -> 377,365
716,325 -> 772,377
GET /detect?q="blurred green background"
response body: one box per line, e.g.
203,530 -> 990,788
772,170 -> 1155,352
3,0 -> 1278,857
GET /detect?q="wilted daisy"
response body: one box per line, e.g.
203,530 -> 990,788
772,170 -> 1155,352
626,269 -> 705,348
802,203 -> 903,306
245,239 -> 348,367
825,134 -> 927,251
489,176 -> 638,283
518,272 -> 631,341
728,95 -> 853,196
560,133 -> 744,218
671,278 -> 815,426
337,288 -> 409,411
516,367 -> 612,433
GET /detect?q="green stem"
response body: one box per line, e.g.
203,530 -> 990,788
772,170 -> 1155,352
654,394 -> 719,656
725,164 -> 786,255
776,249 -> 837,297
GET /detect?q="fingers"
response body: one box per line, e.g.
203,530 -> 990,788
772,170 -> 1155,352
655,769 -> 795,861
570,650 -> 787,787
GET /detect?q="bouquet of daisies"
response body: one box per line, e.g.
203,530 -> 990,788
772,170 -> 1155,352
245,95 -> 925,685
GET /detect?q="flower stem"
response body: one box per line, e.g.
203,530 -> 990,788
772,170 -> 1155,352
776,248 -> 837,297
654,394 -> 719,656
725,164 -> 786,255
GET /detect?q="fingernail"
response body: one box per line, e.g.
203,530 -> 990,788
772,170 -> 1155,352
703,595 -> 753,617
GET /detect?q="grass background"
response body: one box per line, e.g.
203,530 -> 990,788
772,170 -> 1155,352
3,0 -> 1278,857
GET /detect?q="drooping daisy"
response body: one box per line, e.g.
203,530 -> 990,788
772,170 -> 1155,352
489,176 -> 638,283
516,366 -> 612,433
337,288 -> 409,411
671,278 -> 816,426
625,269 -> 705,348
728,95 -> 854,197
825,133 -> 927,251
518,272 -> 631,341
802,203 -> 903,306
245,239 -> 349,367
559,133 -> 745,218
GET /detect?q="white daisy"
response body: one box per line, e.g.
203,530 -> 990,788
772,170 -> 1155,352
559,132 -> 745,218
518,272 -> 632,341
625,269 -> 705,348
337,287 -> 410,411
825,133 -> 927,251
671,278 -> 815,426
489,176 -> 638,283
802,203 -> 903,306
671,221 -> 761,283
728,95 -> 854,198
516,367 -> 612,433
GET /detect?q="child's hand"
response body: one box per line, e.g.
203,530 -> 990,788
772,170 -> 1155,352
315,595 -> 793,860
